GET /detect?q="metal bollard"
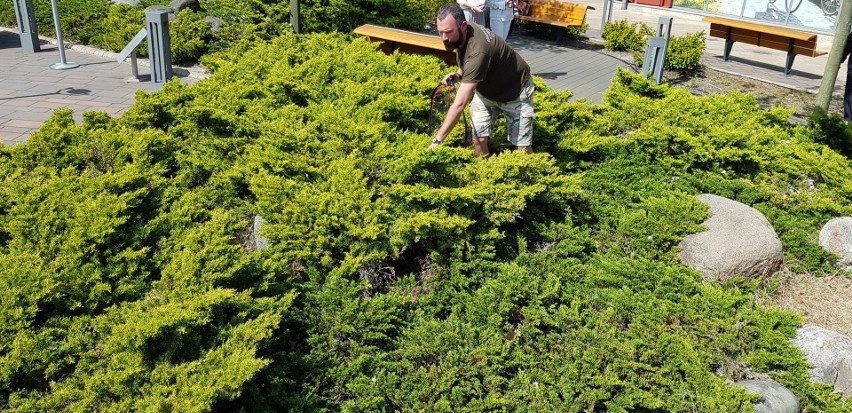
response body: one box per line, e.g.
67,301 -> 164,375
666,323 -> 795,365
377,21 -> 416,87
601,0 -> 615,28
12,0 -> 39,53
145,6 -> 173,84
641,17 -> 672,84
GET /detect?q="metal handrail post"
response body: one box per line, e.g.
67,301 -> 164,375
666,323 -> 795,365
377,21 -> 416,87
49,0 -> 78,69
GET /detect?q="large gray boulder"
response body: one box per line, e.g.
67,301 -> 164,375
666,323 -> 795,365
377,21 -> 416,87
241,215 -> 268,252
111,0 -> 141,6
790,324 -> 852,398
818,217 -> 852,270
734,380 -> 799,413
169,0 -> 199,12
678,194 -> 784,282
252,215 -> 268,251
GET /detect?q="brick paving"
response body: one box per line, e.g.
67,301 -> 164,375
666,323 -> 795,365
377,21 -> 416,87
0,27 -> 203,146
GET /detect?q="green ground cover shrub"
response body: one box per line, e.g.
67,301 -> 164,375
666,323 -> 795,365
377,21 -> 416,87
632,30 -> 707,74
664,30 -> 706,72
1,0 -> 437,65
88,3 -> 146,53
601,18 -> 652,52
603,19 -> 705,75
0,0 -> 111,43
1,32 -> 852,412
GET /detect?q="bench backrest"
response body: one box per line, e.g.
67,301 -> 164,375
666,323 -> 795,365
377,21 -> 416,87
702,16 -> 816,41
353,24 -> 456,65
528,0 -> 588,26
353,24 -> 446,51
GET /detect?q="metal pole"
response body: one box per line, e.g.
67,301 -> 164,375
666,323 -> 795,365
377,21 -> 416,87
290,0 -> 300,33
130,52 -> 139,79
49,0 -> 78,70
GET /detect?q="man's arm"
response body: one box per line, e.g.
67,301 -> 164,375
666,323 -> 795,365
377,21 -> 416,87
429,81 -> 477,148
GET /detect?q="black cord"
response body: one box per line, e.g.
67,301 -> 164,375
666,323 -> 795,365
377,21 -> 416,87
429,81 -> 472,148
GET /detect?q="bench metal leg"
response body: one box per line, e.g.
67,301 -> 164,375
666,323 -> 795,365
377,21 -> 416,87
785,39 -> 795,75
723,27 -> 733,61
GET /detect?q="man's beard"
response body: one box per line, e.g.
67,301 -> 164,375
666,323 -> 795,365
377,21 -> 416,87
443,38 -> 462,52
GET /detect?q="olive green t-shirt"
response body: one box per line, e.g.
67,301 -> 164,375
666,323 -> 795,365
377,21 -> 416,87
456,23 -> 531,102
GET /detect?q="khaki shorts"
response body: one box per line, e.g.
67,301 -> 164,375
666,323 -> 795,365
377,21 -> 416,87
469,78 -> 535,147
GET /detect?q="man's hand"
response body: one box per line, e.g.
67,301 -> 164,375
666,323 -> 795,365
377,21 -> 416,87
428,137 -> 442,150
442,73 -> 459,87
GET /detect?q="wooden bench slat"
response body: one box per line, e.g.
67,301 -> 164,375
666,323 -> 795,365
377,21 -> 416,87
516,15 -> 572,27
353,24 -> 455,65
353,24 -> 445,51
515,0 -> 589,40
704,16 -> 815,41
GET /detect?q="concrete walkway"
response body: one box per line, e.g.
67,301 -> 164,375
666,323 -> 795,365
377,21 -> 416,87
1,3 -> 848,145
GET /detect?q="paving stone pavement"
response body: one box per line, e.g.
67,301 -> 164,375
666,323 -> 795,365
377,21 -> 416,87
2,2 -> 849,146
0,27 -> 203,146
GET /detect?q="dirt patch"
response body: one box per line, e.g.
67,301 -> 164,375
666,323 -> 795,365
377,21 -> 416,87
666,68 -> 846,121
771,269 -> 852,337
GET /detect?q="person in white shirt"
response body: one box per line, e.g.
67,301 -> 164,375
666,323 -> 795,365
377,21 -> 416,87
457,0 -> 486,25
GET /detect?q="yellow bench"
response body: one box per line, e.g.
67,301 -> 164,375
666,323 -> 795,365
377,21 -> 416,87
353,24 -> 456,65
703,16 -> 826,75
515,0 -> 591,42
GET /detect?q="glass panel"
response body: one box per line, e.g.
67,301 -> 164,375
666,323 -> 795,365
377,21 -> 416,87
672,0 -> 838,31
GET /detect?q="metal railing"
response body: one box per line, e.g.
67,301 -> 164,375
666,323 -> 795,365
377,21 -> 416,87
117,6 -> 173,84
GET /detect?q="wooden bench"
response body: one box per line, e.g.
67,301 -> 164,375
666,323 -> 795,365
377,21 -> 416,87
515,0 -> 591,42
353,24 -> 455,65
703,16 -> 826,75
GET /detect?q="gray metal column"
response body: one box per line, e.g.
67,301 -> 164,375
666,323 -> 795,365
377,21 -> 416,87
12,0 -> 39,52
601,0 -> 614,28
290,0 -> 300,33
145,5 -> 172,84
641,16 -> 672,84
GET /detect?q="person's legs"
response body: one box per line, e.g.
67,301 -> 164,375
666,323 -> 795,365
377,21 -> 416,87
503,78 -> 535,152
472,136 -> 490,155
489,8 -> 513,39
470,92 -> 495,156
462,8 -> 475,23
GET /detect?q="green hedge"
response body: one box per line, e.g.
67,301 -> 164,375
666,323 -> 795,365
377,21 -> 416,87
1,32 -> 851,412
0,0 -> 440,65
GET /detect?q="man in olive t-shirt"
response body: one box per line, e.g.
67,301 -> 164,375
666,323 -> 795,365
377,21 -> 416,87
429,2 -> 535,155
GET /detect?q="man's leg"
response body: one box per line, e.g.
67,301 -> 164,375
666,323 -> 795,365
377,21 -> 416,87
504,79 -> 535,152
473,136 -> 490,155
470,92 -> 494,156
